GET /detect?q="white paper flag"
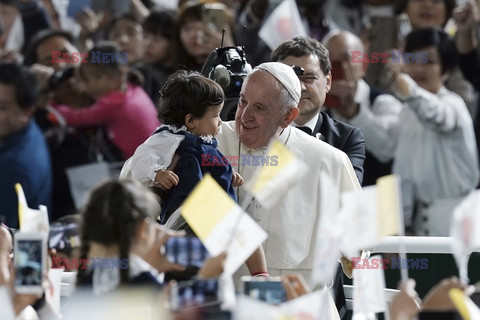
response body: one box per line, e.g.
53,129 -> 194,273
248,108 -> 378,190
259,0 -> 308,50
182,175 -> 268,275
311,172 -> 342,286
352,256 -> 387,315
450,190 -> 480,283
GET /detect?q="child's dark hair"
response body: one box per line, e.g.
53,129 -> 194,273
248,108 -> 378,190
79,41 -> 143,86
404,27 -> 456,75
76,179 -> 159,285
158,70 -> 224,127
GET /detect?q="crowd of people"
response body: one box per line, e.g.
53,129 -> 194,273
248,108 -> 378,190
1,0 -> 480,319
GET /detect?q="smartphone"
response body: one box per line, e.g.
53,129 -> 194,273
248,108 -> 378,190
240,276 -> 287,305
202,3 -> 228,32
169,278 -> 222,311
165,236 -> 209,268
14,232 -> 47,294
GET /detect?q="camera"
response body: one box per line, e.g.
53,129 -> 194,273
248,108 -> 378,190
48,65 -> 75,91
202,46 -> 251,99
201,46 -> 252,120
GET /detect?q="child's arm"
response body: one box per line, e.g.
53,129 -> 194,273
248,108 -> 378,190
232,171 -> 244,187
245,246 -> 269,278
154,169 -> 179,189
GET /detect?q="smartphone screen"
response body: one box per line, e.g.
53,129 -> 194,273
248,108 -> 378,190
14,233 -> 46,294
170,278 -> 221,311
241,276 -> 287,305
165,236 -> 209,268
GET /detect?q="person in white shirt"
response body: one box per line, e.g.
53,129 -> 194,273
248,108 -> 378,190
326,28 -> 479,236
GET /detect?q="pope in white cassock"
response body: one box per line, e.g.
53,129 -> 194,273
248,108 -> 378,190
216,62 -> 360,293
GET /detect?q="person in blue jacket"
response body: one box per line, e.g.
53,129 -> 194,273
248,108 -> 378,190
0,62 -> 52,228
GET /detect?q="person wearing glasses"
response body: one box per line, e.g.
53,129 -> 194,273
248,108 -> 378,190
271,36 -> 366,184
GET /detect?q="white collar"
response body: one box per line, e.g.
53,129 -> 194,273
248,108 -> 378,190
129,254 -> 162,280
160,124 -> 188,133
91,254 -> 163,296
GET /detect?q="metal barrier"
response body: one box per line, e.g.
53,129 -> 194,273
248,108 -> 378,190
373,236 -> 480,254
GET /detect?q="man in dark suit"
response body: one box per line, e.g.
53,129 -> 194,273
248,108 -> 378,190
271,36 -> 366,184
271,36 -> 365,320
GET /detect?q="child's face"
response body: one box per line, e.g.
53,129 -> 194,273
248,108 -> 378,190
404,46 -> 447,94
78,64 -> 124,100
188,103 -> 223,137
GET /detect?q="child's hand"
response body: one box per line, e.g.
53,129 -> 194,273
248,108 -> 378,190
232,172 -> 244,187
154,169 -> 179,189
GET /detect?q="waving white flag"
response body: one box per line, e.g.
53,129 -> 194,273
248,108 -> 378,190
259,0 -> 308,50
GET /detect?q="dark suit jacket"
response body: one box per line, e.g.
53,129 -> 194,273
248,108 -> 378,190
312,111 -> 366,184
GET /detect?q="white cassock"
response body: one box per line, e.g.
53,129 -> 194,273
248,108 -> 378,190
216,121 -> 360,277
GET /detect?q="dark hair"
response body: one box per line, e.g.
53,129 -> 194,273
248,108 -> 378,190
76,179 -> 159,285
158,70 -> 224,127
404,27 -> 456,74
271,36 -> 331,76
143,9 -> 175,39
393,0 -> 456,26
78,41 -> 143,86
24,29 -> 75,66
0,63 -> 38,109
